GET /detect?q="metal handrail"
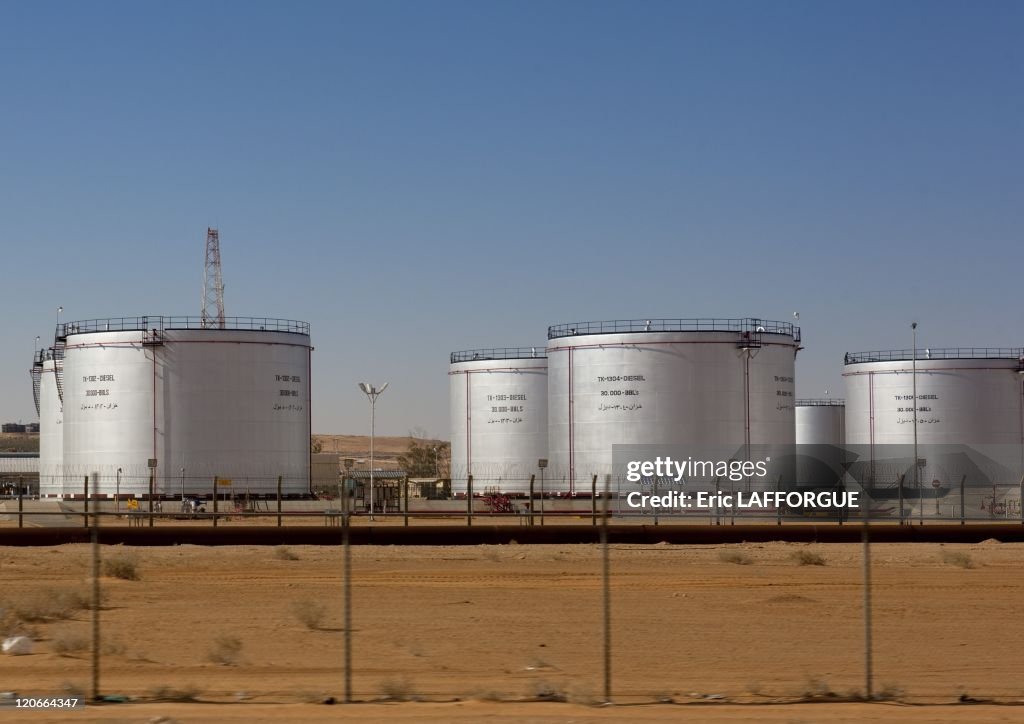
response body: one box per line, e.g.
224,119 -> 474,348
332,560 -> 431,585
57,316 -> 310,338
845,348 -> 1024,364
548,318 -> 800,342
451,347 -> 547,363
795,399 -> 846,406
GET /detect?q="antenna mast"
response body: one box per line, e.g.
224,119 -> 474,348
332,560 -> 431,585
201,227 -> 226,328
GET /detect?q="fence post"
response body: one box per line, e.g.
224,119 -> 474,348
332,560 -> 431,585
91,493 -> 101,702
862,503 -> 873,699
591,475 -> 597,526
777,476 -> 782,526
898,473 -> 905,525
84,475 -> 89,528
403,474 -> 409,527
1019,475 -> 1023,525
529,475 -> 535,527
18,484 -> 23,529
600,471 -> 611,703
148,471 -> 154,528
960,475 -> 966,525
466,475 -> 473,527
212,477 -> 218,528
277,476 -> 283,528
343,511 -> 352,703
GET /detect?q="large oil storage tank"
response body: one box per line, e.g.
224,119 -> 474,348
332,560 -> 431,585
58,316 -> 312,497
843,349 -> 1024,517
795,399 -> 845,446
449,348 -> 547,494
547,318 -> 801,493
32,348 -> 65,496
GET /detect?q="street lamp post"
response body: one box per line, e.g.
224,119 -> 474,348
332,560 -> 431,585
57,306 -> 63,334
358,382 -> 389,520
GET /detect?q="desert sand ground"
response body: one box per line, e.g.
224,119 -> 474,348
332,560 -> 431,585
1,541 -> 1023,723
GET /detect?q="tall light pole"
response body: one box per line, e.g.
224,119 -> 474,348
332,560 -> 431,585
912,322 -> 919,526
56,306 -> 63,335
358,382 -> 389,520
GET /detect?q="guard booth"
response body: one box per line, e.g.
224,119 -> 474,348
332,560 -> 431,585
343,470 -> 408,513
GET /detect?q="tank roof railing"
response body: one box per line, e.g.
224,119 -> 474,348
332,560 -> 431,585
795,398 -> 846,406
845,348 -> 1024,364
547,318 -> 800,342
451,347 -> 547,363
57,316 -> 310,338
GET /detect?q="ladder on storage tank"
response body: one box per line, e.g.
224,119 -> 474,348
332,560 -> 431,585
31,355 -> 43,416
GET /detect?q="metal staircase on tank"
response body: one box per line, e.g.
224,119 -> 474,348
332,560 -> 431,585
51,341 -> 66,405
31,352 -> 43,416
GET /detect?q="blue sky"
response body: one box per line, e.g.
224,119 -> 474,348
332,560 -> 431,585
1,0 -> 1020,437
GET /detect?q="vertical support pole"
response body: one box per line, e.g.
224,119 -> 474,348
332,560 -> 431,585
862,503 -> 873,700
529,474 -> 535,527
148,471 -> 154,528
17,484 -> 23,529
403,474 -> 409,527
897,474 -> 905,526
591,475 -> 597,526
466,475 -> 473,527
277,475 -> 283,528
1019,475 -> 1023,525
960,474 -> 966,526
91,498 -> 100,703
777,476 -> 782,526
84,475 -> 89,528
652,473 -> 658,526
715,477 -> 721,526
212,477 -> 218,528
600,471 -> 611,704
342,511 -> 352,703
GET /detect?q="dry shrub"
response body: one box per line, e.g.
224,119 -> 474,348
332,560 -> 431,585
530,680 -> 568,702
941,550 -> 974,569
103,553 -> 139,580
148,684 -> 202,702
206,634 -> 243,665
52,632 -> 90,656
292,600 -> 327,630
274,546 -> 299,561
6,587 -> 92,623
791,550 -> 826,566
718,549 -> 753,565
378,677 -> 415,701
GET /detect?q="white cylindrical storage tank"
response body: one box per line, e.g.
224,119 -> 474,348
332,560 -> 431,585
843,348 -> 1024,517
449,348 -> 547,495
547,319 -> 801,492
844,350 -> 1024,446
34,350 -> 65,496
795,399 -> 845,446
60,316 -> 312,498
